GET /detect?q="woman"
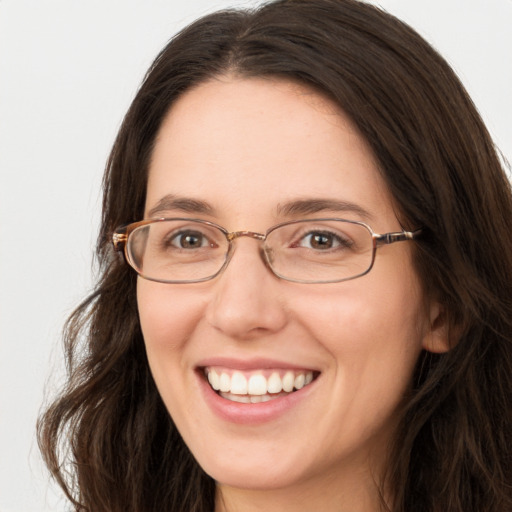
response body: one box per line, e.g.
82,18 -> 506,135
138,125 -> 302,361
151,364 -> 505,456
38,0 -> 512,511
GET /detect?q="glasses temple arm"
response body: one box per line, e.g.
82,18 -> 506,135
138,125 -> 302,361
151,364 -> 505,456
112,232 -> 128,252
374,228 -> 422,246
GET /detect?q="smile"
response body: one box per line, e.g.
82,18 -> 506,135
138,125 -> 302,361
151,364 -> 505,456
203,367 -> 316,403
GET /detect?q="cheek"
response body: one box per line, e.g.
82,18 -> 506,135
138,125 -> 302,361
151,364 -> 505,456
297,281 -> 423,338
290,268 -> 427,380
136,279 -> 207,352
136,280 -> 208,422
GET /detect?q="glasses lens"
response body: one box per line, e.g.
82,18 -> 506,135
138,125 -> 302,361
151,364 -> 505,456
266,220 -> 374,283
126,220 -> 228,282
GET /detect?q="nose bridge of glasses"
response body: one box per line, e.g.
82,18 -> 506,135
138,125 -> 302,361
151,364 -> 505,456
223,230 -> 272,275
226,230 -> 266,242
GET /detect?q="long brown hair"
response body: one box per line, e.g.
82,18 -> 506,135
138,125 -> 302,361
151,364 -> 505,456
38,1 -> 512,511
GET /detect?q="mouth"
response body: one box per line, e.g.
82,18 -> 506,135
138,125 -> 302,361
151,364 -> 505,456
202,367 -> 318,404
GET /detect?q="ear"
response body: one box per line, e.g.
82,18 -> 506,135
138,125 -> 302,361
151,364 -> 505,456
421,302 -> 452,354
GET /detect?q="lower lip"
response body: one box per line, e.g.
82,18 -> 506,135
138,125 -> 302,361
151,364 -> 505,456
197,372 -> 317,425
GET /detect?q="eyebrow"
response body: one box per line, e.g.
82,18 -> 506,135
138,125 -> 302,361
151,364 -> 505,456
276,198 -> 373,221
147,194 -> 216,218
147,194 -> 373,221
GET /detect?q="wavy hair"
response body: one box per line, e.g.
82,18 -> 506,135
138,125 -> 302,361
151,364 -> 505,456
38,1 -> 512,511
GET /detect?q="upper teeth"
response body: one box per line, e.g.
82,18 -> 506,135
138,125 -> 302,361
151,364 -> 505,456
206,368 -> 314,395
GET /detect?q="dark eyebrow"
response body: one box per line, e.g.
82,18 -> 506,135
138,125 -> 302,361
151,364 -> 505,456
147,194 -> 216,218
276,198 -> 373,221
147,195 -> 372,221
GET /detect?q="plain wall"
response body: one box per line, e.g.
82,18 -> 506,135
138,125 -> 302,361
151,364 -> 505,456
0,1 -> 510,511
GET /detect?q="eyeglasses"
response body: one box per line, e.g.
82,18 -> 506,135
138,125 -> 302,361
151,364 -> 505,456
112,218 -> 421,284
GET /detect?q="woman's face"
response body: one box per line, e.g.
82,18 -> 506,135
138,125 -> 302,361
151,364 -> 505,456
138,77 -> 440,503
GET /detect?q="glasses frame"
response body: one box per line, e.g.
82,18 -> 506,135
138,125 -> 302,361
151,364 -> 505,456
112,217 -> 422,284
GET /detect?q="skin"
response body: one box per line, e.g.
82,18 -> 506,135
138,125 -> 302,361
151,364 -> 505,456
137,77 -> 448,512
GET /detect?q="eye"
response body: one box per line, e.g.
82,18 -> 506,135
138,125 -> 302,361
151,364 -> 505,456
295,231 -> 352,251
167,230 -> 211,249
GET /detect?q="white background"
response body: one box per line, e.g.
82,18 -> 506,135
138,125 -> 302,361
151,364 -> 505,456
0,1 -> 510,511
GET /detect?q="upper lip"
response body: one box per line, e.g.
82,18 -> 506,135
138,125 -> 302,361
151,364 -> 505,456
196,357 -> 319,372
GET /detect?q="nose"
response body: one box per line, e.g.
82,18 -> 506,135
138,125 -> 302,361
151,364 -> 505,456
205,238 -> 288,340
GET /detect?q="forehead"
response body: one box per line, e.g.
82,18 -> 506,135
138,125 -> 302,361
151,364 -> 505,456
146,77 -> 396,230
